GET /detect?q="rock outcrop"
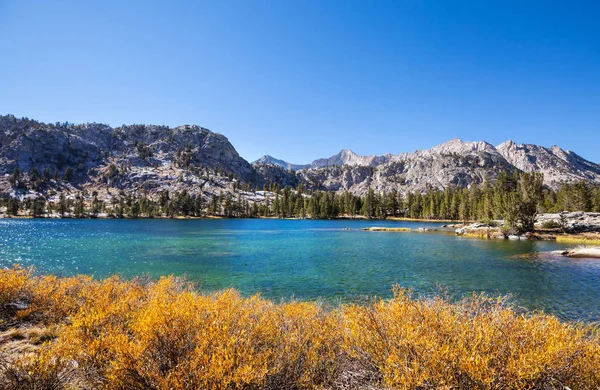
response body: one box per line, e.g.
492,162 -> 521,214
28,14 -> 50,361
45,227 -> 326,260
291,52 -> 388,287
536,212 -> 600,233
554,247 -> 600,258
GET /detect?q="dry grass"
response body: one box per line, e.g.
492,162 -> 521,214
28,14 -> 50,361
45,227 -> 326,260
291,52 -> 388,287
556,233 -> 600,246
1,265 -> 599,389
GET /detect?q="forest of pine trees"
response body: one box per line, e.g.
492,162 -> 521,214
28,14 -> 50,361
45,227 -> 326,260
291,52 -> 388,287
2,172 -> 600,232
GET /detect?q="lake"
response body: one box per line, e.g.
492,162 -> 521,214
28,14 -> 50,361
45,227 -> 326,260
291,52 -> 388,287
1,218 -> 599,321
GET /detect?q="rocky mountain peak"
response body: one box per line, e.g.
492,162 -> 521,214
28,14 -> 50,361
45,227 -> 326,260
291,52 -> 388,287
252,155 -> 308,171
311,149 -> 389,169
496,141 -> 600,186
497,139 -> 517,150
427,139 -> 497,156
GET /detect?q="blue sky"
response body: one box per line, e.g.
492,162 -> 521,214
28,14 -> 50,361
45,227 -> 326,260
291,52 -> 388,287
1,1 -> 599,163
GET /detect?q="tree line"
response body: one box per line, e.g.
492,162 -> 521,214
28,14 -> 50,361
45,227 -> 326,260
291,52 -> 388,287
3,172 -> 600,232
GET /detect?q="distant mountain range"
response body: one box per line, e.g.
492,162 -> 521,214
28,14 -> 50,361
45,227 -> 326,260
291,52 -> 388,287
1,114 -> 599,202
253,138 -> 600,192
253,149 -> 391,170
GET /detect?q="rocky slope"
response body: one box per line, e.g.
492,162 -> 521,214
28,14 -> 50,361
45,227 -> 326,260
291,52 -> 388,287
0,115 -> 257,202
290,139 -> 517,194
1,115 -> 599,202
496,140 -> 600,186
256,139 -> 600,195
310,149 -> 391,169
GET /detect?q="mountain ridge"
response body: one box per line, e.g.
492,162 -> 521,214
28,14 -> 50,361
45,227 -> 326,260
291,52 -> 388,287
253,138 -> 600,185
1,115 -> 599,202
253,149 -> 392,171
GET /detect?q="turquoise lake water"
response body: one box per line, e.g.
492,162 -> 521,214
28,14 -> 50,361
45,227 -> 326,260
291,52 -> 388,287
1,218 -> 599,321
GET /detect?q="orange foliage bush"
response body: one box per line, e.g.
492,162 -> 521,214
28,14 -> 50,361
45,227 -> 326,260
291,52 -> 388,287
1,266 -> 599,389
0,265 -> 32,306
56,278 -> 342,389
343,287 -> 600,389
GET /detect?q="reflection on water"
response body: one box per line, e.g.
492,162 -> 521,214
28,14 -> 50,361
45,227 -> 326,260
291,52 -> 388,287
1,218 -> 599,322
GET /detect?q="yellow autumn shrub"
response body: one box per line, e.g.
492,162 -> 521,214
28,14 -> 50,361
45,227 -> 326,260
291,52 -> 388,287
343,287 -> 600,389
20,273 -> 94,323
1,266 -> 600,389
0,346 -> 76,390
0,265 -> 32,306
53,277 -> 342,389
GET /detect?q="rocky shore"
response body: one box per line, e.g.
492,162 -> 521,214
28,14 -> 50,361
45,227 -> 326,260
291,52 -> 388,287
365,212 -> 600,257
449,212 -> 600,239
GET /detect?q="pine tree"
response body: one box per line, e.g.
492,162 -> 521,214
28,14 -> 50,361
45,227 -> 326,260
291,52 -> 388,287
74,194 -> 85,218
7,198 -> 20,216
63,167 -> 74,182
42,167 -> 51,182
31,197 -> 45,218
9,166 -> 20,188
58,194 -> 68,217
593,188 -> 600,212
91,191 -> 100,218
516,172 -> 543,232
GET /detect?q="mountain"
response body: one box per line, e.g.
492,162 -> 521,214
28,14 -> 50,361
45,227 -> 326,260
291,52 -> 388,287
252,155 -> 309,171
0,115 -> 256,201
310,149 -> 391,169
1,115 -> 599,202
496,140 -> 600,186
253,149 -> 391,171
292,139 -> 518,194
254,139 -> 600,194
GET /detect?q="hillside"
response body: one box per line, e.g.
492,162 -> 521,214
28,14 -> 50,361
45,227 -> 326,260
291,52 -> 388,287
0,115 -> 259,204
1,115 -> 599,204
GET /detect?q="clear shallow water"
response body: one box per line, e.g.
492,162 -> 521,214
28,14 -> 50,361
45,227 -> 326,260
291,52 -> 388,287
1,218 -> 599,322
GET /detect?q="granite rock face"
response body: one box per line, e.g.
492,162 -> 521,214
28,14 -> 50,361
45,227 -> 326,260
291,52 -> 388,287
496,140 -> 600,187
1,115 -> 599,202
0,116 -> 253,179
287,139 -> 517,195
255,139 -> 600,195
0,115 -> 254,200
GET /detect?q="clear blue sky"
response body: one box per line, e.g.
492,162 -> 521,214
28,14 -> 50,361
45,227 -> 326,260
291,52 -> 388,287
1,1 -> 599,163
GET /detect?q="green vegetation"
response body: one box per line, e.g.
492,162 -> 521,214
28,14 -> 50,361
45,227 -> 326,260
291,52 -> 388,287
62,166 -> 74,182
3,171 -> 600,231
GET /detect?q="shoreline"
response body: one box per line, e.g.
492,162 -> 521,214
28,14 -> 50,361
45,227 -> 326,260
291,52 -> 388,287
3,213 -> 600,246
362,224 -> 600,249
